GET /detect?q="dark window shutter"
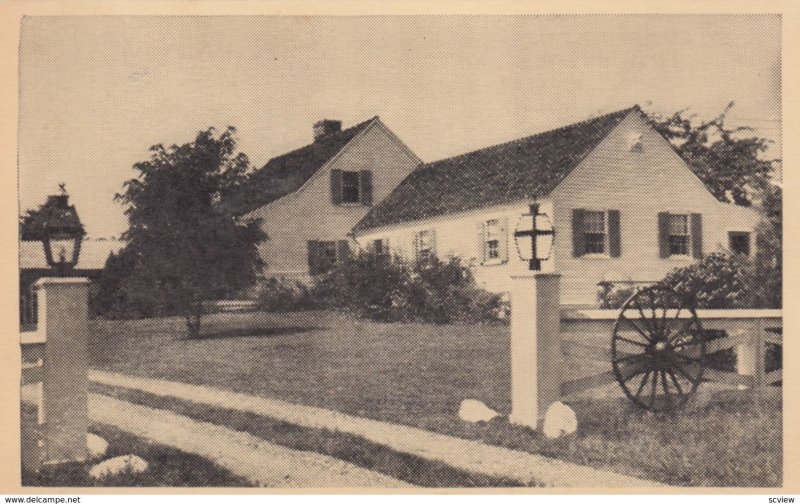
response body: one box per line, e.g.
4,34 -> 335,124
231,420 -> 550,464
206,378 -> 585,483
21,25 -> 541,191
330,169 -> 343,205
307,240 -> 320,275
336,240 -> 350,263
691,213 -> 703,259
658,212 -> 670,258
499,218 -> 509,263
476,221 -> 486,263
572,209 -> 585,257
608,210 -> 621,258
428,229 -> 437,256
359,170 -> 373,206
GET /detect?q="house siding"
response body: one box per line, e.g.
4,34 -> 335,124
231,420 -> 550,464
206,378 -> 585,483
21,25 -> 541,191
550,112 -> 760,305
355,200 -> 555,293
244,121 -> 420,278
355,112 -> 760,306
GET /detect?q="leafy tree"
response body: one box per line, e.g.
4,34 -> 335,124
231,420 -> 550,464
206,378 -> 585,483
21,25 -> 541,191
648,103 -> 782,308
646,102 -> 777,206
116,127 -> 266,338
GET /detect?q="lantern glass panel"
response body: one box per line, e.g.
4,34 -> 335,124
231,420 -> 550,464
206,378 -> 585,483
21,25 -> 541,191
50,238 -> 76,265
536,233 -> 554,260
516,234 -> 533,261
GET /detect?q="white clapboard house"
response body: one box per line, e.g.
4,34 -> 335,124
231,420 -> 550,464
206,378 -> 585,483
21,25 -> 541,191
227,118 -> 421,279
352,106 -> 760,306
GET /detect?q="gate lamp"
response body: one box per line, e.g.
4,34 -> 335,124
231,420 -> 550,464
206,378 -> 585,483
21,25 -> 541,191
25,185 -> 85,276
513,203 -> 555,271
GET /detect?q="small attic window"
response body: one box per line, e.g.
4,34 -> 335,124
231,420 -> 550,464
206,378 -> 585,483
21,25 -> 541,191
626,132 -> 643,152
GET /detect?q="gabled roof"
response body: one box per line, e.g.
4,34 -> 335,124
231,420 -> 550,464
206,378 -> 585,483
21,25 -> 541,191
354,106 -> 639,232
226,117 -> 378,215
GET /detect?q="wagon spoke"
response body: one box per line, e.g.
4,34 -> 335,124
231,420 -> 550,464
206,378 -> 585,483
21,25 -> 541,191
615,335 -> 649,348
619,360 -> 649,382
667,369 -> 684,396
649,369 -> 659,409
634,370 -> 652,399
614,352 -> 646,364
634,298 -> 656,335
620,314 -> 652,343
667,319 -> 697,344
673,361 -> 700,384
660,370 -> 672,408
647,290 -> 661,336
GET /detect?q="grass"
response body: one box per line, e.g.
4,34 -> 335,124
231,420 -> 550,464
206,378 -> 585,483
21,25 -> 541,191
21,405 -> 250,487
89,310 -> 782,487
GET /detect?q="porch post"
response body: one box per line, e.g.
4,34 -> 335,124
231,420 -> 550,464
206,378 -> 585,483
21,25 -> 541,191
509,273 -> 562,429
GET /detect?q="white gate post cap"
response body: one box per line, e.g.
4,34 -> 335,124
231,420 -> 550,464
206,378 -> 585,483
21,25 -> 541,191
34,277 -> 91,289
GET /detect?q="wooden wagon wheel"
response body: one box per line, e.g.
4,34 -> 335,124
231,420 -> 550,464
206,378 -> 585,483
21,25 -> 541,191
611,285 -> 706,412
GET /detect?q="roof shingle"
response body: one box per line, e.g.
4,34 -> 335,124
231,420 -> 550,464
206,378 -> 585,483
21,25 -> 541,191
354,106 -> 638,232
227,117 -> 377,215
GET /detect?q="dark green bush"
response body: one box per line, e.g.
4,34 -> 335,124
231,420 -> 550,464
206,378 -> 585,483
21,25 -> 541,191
255,277 -> 316,312
597,251 -> 754,309
311,250 -> 505,324
661,251 -> 750,309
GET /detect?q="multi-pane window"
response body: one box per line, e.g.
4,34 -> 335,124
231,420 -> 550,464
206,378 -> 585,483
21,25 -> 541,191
668,214 -> 690,256
373,238 -> 387,255
485,219 -> 501,260
341,171 -> 360,203
416,230 -> 435,261
583,211 -> 606,254
728,231 -> 751,256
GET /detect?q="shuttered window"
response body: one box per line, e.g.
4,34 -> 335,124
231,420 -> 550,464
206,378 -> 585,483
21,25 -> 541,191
341,171 -> 360,203
658,212 -> 703,259
667,214 -> 690,256
584,211 -> 606,254
330,169 -> 373,205
572,209 -> 621,257
415,229 -> 436,262
307,240 -> 349,275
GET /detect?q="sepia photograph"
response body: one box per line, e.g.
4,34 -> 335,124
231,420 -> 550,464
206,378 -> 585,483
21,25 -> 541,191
10,10 -> 784,492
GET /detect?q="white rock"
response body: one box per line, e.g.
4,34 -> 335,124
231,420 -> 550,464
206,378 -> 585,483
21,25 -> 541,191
89,454 -> 149,479
458,399 -> 499,423
87,433 -> 109,459
542,401 -> 578,439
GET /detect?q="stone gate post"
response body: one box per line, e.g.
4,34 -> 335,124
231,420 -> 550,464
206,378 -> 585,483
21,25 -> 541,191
509,273 -> 562,429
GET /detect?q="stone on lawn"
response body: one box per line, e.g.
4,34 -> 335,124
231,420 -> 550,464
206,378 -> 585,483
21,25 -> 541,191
87,433 -> 109,459
89,454 -> 149,479
542,401 -> 578,439
458,399 -> 499,423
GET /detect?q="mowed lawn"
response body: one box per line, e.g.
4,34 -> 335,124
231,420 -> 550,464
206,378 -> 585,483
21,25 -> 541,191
89,310 -> 782,487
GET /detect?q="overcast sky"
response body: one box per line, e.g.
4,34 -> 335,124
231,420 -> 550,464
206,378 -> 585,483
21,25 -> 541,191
18,15 -> 781,238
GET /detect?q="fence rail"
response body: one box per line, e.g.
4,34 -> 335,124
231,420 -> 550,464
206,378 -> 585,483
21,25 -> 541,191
559,308 -> 782,398
509,273 -> 782,430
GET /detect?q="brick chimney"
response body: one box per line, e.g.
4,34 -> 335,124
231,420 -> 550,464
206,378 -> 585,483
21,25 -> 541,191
313,119 -> 342,141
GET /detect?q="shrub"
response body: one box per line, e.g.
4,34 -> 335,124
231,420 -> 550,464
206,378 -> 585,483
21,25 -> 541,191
597,252 -> 753,309
660,251 -> 750,309
255,277 -> 315,312
596,282 -> 637,309
311,250 -> 504,324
